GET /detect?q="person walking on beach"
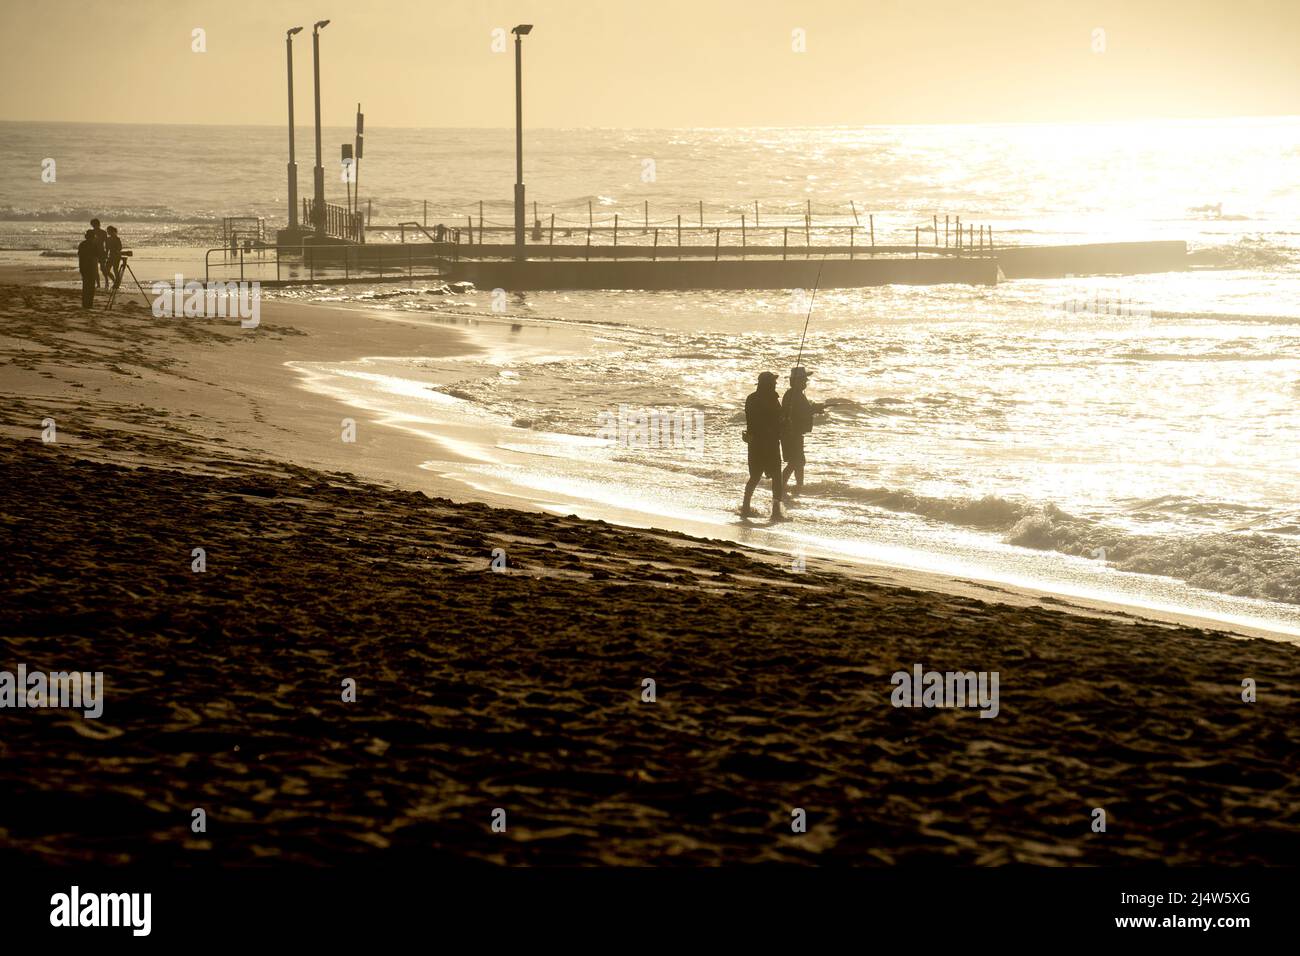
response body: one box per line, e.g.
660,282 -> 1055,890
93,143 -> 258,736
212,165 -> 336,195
780,366 -> 822,498
741,371 -> 785,521
104,226 -> 123,288
77,229 -> 99,309
89,218 -> 108,288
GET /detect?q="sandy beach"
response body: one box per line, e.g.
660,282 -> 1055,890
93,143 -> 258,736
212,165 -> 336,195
1,280 -> 1297,866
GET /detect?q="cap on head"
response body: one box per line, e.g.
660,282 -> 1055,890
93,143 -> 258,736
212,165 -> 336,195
758,371 -> 778,386
790,366 -> 810,382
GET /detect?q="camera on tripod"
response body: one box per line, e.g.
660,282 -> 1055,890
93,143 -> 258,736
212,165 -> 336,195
106,250 -> 148,311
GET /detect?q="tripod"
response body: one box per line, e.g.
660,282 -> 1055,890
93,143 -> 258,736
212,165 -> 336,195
105,254 -> 152,311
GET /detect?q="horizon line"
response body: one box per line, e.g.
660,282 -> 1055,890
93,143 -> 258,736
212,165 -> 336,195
2,113 -> 1299,131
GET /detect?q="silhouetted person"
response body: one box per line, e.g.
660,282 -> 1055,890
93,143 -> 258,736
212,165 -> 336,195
104,226 -> 123,287
781,366 -> 822,497
77,229 -> 99,309
742,371 -> 785,521
89,219 -> 108,288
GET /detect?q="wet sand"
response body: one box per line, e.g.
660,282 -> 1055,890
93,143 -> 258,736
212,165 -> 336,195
1,282 -> 1298,865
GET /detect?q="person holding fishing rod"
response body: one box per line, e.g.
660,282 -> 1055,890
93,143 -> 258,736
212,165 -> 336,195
739,259 -> 826,521
780,366 -> 823,499
781,260 -> 827,500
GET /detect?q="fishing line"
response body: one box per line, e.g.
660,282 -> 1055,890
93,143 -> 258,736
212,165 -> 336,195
794,254 -> 827,368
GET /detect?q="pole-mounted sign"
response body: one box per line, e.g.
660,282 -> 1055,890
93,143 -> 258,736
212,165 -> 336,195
354,105 -> 364,239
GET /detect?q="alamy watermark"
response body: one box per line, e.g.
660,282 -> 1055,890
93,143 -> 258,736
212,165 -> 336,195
1,664 -> 104,718
150,274 -> 260,328
596,405 -> 704,454
890,663 -> 999,718
1056,291 -> 1152,323
50,886 -> 150,936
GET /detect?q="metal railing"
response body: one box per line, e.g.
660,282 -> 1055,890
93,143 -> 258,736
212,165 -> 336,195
369,199 -> 997,249
397,221 -> 462,244
221,216 -> 266,248
370,216 -> 996,257
303,199 -> 366,243
203,241 -> 458,284
199,211 -> 1002,284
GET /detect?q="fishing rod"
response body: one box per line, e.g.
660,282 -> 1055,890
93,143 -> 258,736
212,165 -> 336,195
795,254 -> 827,368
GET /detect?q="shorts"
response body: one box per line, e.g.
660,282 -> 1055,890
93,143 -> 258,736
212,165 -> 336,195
747,439 -> 781,481
781,432 -> 805,467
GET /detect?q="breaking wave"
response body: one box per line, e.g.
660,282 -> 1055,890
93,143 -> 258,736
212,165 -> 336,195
800,482 -> 1300,605
0,204 -> 219,225
1188,240 -> 1300,271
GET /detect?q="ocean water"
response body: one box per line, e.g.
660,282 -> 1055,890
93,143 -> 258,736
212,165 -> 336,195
3,119 -> 1298,633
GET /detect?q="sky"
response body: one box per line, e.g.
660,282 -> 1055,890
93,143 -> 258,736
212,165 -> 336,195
1,0 -> 1297,128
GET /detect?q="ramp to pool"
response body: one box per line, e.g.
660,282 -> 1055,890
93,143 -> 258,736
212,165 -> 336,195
994,241 -> 1188,279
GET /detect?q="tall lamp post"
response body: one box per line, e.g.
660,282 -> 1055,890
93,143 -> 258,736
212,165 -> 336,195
285,27 -> 304,234
512,24 -> 533,260
311,19 -> 331,235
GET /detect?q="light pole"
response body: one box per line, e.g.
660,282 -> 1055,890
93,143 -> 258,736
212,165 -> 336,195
512,24 -> 533,259
311,19 -> 330,235
285,27 -> 303,234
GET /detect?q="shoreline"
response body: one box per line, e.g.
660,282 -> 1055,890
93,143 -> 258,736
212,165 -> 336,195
280,296 -> 1300,643
0,271 -> 1294,641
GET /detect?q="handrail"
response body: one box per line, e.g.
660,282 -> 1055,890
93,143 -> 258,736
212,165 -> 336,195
378,200 -> 991,245
362,219 -> 994,255
397,221 -> 442,244
303,198 -> 366,243
203,241 -> 457,284
205,242 -> 311,283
